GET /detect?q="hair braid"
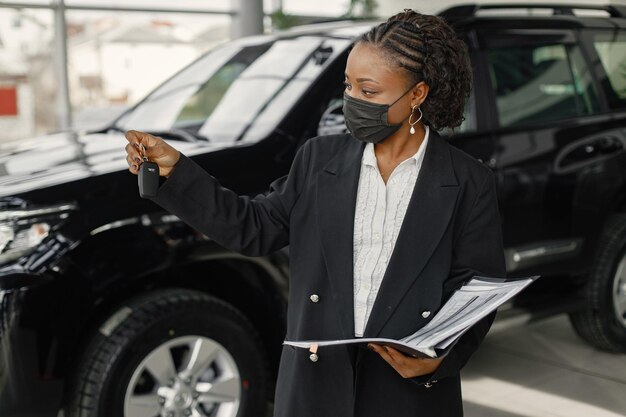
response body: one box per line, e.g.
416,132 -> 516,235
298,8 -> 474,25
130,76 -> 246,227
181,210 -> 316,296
355,8 -> 473,131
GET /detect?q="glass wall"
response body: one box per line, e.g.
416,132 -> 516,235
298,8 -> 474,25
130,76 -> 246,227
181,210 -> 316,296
65,10 -> 232,131
65,0 -> 233,11
0,1 -> 235,142
0,8 -> 57,140
0,0 -> 353,142
271,0 -> 347,16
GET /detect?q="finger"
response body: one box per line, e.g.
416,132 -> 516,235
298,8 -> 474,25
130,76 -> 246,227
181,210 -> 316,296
126,143 -> 143,165
126,155 -> 140,174
126,153 -> 142,168
125,130 -> 159,149
135,132 -> 163,161
125,130 -> 162,162
124,129 -> 143,145
124,131 -> 145,158
369,344 -> 398,365
369,344 -> 404,375
384,346 -> 408,366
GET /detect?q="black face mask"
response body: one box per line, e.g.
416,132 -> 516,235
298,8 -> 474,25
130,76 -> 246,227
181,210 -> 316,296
342,85 -> 414,144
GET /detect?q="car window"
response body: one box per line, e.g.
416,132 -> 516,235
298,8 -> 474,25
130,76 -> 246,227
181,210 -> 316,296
591,30 -> 626,109
114,35 -> 352,143
240,38 -> 352,143
114,39 -> 271,138
173,46 -> 269,129
486,41 -> 600,127
317,96 -> 347,136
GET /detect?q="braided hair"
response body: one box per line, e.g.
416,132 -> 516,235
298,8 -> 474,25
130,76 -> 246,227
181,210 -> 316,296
357,9 -> 472,132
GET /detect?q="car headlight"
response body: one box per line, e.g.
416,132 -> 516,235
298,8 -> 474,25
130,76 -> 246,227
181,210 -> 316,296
0,198 -> 77,264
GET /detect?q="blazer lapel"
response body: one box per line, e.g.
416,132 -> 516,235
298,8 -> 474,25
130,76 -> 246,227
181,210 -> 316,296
315,136 -> 365,340
316,130 -> 459,340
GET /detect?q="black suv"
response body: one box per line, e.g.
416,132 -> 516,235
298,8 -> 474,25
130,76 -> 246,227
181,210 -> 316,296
1,4 -> 625,417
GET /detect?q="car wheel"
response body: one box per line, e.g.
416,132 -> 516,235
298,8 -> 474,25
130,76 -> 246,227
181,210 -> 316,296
569,213 -> 626,352
67,288 -> 270,417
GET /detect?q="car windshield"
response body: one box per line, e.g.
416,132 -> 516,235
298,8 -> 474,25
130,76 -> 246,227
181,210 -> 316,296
112,33 -> 352,143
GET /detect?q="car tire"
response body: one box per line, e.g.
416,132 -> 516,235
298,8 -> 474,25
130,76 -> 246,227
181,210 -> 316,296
569,213 -> 626,352
66,288 -> 270,417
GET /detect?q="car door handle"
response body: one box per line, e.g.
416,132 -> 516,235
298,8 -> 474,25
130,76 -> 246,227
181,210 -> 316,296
596,136 -> 624,154
554,135 -> 624,175
578,136 -> 623,156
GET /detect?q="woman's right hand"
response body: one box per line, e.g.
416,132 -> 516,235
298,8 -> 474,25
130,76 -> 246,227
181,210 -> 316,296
124,130 -> 181,178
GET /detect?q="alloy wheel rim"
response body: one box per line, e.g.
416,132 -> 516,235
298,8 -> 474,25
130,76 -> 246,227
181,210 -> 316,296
123,335 -> 241,417
613,254 -> 626,327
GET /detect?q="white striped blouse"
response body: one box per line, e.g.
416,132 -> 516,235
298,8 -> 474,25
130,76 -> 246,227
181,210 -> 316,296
353,125 -> 430,337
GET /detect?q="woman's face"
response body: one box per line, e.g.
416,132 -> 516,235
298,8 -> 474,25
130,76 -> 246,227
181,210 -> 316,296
344,42 -> 425,126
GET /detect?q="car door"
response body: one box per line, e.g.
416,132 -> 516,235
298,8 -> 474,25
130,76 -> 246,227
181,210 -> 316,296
478,26 -> 625,277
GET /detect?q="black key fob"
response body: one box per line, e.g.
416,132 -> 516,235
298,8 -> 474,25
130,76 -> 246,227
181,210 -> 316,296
138,157 -> 160,198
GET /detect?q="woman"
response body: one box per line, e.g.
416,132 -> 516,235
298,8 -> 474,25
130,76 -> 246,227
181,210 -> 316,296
124,9 -> 506,417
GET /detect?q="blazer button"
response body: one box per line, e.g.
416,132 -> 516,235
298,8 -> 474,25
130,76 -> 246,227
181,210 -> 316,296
309,353 -> 319,362
310,294 -> 320,303
421,311 -> 431,318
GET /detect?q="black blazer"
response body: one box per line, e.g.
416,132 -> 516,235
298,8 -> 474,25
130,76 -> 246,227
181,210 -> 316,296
149,129 -> 507,417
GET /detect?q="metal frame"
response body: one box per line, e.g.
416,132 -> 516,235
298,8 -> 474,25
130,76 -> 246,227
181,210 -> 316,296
0,2 -> 237,15
440,3 -> 626,21
0,0 -> 240,132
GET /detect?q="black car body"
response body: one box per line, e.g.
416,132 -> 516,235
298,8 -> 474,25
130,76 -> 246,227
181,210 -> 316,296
1,4 -> 625,417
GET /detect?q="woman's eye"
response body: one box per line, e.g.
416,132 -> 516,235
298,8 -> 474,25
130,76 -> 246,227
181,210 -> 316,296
343,81 -> 351,90
362,90 -> 375,96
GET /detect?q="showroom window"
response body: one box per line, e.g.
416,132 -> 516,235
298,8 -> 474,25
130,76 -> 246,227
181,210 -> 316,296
486,39 -> 601,127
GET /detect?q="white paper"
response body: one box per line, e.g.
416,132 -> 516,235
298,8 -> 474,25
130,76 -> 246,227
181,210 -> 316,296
283,274 -> 541,358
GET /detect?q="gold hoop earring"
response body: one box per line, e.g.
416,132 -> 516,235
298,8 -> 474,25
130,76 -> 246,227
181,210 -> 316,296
408,105 -> 423,135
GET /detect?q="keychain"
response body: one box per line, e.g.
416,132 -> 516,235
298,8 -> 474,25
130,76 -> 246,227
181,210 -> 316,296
138,144 -> 160,198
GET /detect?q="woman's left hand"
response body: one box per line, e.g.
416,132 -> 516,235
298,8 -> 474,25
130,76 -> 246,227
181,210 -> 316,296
368,343 -> 444,378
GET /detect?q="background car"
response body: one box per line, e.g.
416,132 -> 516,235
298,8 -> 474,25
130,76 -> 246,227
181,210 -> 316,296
1,3 -> 625,417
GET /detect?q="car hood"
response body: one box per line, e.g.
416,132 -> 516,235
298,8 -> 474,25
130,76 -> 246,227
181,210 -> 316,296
0,131 -> 222,197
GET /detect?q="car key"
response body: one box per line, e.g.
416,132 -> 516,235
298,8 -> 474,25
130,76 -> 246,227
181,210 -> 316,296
138,154 -> 160,198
